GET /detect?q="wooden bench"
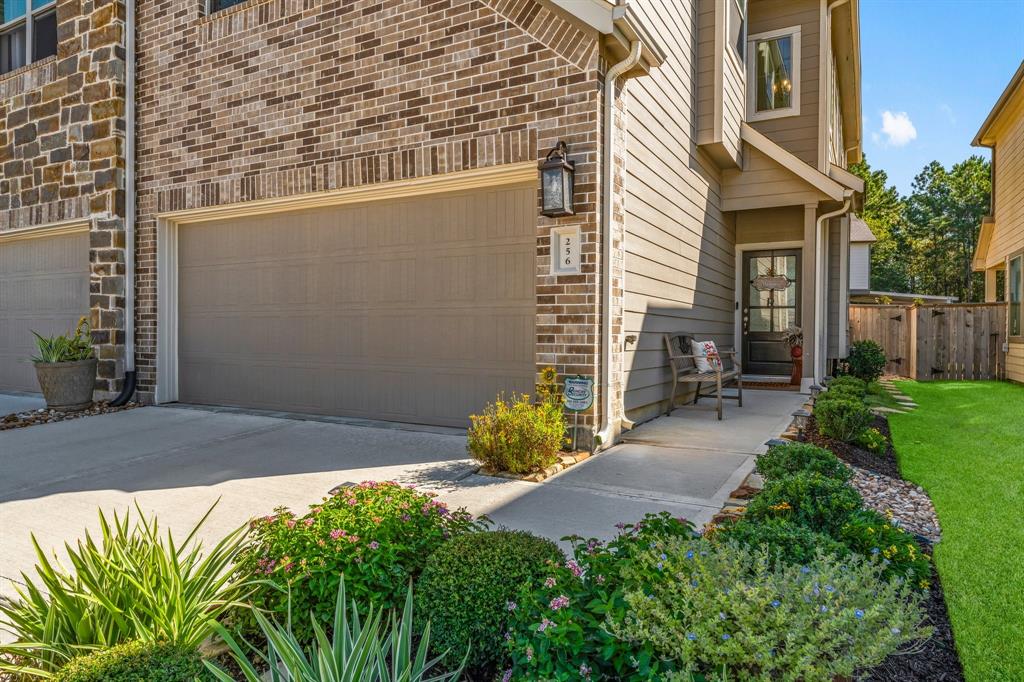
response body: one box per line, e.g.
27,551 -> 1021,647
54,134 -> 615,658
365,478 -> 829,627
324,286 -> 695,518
663,333 -> 743,420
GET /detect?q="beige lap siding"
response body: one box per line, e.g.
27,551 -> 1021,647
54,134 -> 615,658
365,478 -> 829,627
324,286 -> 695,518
134,0 -> 607,429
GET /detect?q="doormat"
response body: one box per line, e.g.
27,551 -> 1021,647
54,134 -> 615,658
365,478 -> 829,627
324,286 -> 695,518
744,381 -> 799,391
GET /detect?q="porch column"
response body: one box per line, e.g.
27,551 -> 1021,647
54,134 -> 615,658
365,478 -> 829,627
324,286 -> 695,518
802,203 -> 817,389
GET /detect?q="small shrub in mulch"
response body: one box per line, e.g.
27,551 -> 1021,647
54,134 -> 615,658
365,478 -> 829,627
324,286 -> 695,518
806,414 -> 902,479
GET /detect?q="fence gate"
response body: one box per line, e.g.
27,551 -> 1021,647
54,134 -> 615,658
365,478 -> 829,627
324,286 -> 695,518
848,305 -> 910,376
849,303 -> 1007,380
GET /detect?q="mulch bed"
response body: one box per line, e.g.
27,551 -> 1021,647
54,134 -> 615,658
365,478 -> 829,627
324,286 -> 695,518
805,413 -> 965,681
860,562 -> 965,682
804,414 -> 902,478
0,401 -> 139,430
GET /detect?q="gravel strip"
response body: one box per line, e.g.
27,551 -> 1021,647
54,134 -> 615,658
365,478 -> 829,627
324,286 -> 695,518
849,466 -> 941,542
1,401 -> 140,430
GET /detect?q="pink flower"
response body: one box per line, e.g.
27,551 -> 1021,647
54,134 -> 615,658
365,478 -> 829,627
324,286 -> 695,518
544,577 -> 557,588
538,617 -> 555,632
347,498 -> 358,506
549,595 -> 570,610
304,518 -> 314,527
369,541 -> 379,550
330,529 -> 346,540
286,519 -> 296,529
565,560 -> 583,578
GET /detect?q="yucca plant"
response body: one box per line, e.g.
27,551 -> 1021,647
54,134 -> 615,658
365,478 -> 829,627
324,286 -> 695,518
0,502 -> 251,678
31,316 -> 94,363
205,579 -> 464,682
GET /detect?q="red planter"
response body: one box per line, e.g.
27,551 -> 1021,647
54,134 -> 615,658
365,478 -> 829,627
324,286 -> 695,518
790,346 -> 803,385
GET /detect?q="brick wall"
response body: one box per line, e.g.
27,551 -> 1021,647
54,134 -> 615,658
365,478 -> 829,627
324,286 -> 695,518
0,0 -> 128,394
134,0 -> 618,435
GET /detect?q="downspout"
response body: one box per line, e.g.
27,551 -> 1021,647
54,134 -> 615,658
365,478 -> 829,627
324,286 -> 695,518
110,0 -> 136,406
813,192 -> 852,384
594,39 -> 642,449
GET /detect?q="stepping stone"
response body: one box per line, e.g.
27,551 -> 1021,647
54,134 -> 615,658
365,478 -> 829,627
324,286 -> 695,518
897,402 -> 918,408
871,406 -> 907,415
890,393 -> 912,401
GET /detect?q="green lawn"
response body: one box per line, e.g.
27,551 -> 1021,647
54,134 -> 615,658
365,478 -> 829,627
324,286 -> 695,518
888,381 -> 1024,682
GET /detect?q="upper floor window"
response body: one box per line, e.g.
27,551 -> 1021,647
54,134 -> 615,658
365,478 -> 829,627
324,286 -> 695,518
746,26 -> 801,121
1,0 -> 56,75
728,0 -> 747,61
208,0 -> 248,13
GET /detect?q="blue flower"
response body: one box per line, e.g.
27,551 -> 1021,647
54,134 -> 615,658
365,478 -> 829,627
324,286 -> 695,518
721,634 -> 731,641
719,612 -> 727,620
891,627 -> 902,635
661,553 -> 668,561
770,600 -> 781,608
657,562 -> 664,571
686,550 -> 695,559
871,547 -> 881,555
855,609 -> 865,619
691,579 -> 699,587
723,587 -> 731,595
800,566 -> 811,574
820,605 -> 828,613
825,585 -> 835,593
686,632 -> 697,641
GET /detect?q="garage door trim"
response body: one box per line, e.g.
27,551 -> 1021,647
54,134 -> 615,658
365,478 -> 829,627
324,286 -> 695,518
155,162 -> 538,405
0,219 -> 91,244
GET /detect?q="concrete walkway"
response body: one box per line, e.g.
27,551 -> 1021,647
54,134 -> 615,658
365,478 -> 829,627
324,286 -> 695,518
0,390 -> 800,608
0,391 -> 45,415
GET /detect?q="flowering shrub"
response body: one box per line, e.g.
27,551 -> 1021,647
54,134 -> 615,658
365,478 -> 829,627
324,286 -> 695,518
467,393 -> 565,474
744,471 -> 863,534
415,530 -> 564,677
235,481 -> 486,643
755,442 -> 852,482
506,513 -> 695,680
839,509 -> 931,588
711,518 -> 850,566
815,397 -> 874,443
611,538 -> 930,681
856,427 -> 888,454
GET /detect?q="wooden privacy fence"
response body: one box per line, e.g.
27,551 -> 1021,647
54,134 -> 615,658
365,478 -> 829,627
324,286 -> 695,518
848,303 -> 1008,380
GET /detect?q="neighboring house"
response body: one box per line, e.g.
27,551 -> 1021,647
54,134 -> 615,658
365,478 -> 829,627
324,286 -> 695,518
972,60 -> 1024,383
846,215 -> 959,305
0,0 -> 862,444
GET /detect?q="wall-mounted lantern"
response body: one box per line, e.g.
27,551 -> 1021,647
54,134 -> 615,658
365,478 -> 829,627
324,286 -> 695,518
539,141 -> 575,217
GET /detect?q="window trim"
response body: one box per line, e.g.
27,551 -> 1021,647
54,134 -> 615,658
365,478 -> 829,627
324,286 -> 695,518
0,0 -> 56,76
746,25 -> 802,122
1009,250 -> 1023,341
725,0 -> 747,68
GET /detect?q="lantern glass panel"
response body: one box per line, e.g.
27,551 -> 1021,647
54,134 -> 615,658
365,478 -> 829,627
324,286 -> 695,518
543,167 -> 564,213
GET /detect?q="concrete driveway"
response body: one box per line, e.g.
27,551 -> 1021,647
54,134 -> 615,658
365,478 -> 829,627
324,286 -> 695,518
0,390 -> 801,606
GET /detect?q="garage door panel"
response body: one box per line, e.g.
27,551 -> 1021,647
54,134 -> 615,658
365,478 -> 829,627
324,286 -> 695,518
178,184 -> 536,427
0,231 -> 90,393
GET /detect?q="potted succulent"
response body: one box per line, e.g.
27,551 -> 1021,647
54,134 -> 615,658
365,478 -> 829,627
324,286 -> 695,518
31,316 -> 97,412
783,326 -> 803,386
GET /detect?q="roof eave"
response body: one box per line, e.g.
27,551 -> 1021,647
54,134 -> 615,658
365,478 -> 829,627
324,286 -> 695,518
973,60 -> 1024,148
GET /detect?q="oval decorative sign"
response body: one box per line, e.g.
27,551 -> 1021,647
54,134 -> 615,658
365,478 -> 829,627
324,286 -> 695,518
563,376 -> 594,412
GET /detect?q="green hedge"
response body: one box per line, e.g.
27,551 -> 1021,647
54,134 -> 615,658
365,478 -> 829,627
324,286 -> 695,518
54,641 -> 201,682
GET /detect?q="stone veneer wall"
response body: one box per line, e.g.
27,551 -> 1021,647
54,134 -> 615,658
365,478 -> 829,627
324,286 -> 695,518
134,0 -> 621,436
0,0 -> 127,394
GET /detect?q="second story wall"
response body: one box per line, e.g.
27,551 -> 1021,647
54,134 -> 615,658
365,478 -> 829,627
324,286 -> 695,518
990,85 -> 1024,266
747,0 -> 820,168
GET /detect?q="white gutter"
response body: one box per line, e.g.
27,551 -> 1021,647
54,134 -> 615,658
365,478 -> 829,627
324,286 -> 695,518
813,193 -> 852,383
594,39 -> 642,450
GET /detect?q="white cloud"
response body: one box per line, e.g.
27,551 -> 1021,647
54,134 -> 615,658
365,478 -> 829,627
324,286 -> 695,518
878,110 -> 917,147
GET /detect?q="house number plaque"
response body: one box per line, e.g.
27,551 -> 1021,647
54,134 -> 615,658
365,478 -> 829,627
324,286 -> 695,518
550,226 -> 581,276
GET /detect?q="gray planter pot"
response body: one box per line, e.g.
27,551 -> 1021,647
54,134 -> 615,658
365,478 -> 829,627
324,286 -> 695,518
34,358 -> 97,412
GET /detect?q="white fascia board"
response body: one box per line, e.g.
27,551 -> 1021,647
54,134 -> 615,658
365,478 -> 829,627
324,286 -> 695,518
549,0 -> 616,33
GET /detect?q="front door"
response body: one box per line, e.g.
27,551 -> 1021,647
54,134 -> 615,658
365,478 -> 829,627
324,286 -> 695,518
742,249 -> 801,376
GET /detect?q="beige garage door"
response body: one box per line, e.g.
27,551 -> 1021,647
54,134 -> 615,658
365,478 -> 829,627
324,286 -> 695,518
0,229 -> 91,393
178,184 -> 536,427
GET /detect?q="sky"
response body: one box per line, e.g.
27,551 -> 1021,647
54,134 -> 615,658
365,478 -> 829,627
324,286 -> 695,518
860,0 -> 1024,194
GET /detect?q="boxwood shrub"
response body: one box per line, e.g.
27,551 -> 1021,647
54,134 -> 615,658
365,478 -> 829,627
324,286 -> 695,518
844,340 -> 887,383
53,641 -> 201,682
827,375 -> 867,396
815,397 -> 874,442
755,442 -> 852,482
415,530 -> 564,677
